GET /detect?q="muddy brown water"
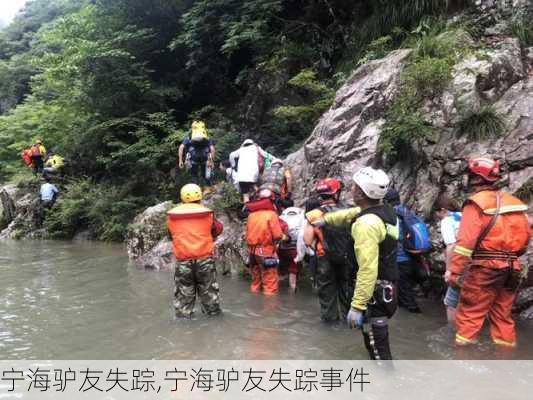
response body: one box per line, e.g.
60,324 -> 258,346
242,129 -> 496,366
0,240 -> 532,359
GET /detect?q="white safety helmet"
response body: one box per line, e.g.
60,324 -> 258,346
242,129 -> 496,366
242,139 -> 254,146
272,158 -> 283,166
352,167 -> 390,200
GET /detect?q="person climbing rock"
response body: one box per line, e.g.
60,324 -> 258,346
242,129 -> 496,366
448,156 -> 531,348
21,148 -> 33,170
319,167 -> 399,360
30,139 -> 47,174
278,206 -> 304,292
304,178 -> 354,322
167,183 -> 223,318
43,151 -> 65,174
219,160 -> 239,190
259,159 -> 293,211
40,175 -> 59,209
245,188 -> 287,295
432,194 -> 462,323
384,188 -> 431,313
178,121 -> 216,187
229,139 -> 269,203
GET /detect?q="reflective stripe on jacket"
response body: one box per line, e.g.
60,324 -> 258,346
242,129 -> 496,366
167,203 -> 220,261
450,190 -> 530,275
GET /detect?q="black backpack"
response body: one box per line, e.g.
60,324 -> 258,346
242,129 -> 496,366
320,203 -> 354,266
188,140 -> 210,163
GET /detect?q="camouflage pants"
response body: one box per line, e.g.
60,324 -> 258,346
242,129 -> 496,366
174,257 -> 221,317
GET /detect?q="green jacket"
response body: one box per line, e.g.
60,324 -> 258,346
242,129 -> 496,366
324,207 -> 399,311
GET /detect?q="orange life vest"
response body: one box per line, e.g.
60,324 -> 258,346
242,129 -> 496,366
246,209 -> 283,257
167,203 -> 216,261
458,190 -> 530,269
470,190 -> 529,252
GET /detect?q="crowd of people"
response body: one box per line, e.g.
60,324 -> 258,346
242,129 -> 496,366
169,121 -> 531,360
20,139 -> 63,220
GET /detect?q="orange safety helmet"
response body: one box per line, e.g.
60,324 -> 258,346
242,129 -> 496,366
315,178 -> 342,196
468,157 -> 500,182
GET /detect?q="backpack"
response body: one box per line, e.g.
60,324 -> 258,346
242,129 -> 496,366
22,149 -> 32,166
188,141 -> 210,163
30,145 -> 42,157
260,164 -> 285,194
395,205 -> 431,254
320,203 -> 353,264
280,207 -> 304,248
190,121 -> 208,142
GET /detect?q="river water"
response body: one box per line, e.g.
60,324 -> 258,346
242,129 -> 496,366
0,240 -> 532,360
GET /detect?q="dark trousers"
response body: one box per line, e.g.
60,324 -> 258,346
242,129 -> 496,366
398,260 -> 420,310
361,281 -> 397,360
316,256 -> 353,321
189,162 -> 211,186
31,156 -> 44,173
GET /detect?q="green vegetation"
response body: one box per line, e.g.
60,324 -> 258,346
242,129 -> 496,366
379,22 -> 473,159
0,0 -> 468,239
511,14 -> 533,46
514,178 -> 533,203
212,182 -> 242,213
456,106 -> 506,141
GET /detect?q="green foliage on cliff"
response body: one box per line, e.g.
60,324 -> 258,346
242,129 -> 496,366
0,0 -> 466,239
379,23 -> 473,158
456,105 -> 506,141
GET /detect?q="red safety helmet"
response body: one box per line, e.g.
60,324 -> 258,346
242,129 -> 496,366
315,178 -> 343,195
468,157 -> 500,182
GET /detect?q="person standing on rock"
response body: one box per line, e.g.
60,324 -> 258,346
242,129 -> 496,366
178,121 -> 216,188
448,157 -> 530,348
167,183 -> 223,318
304,178 -> 354,322
229,139 -> 269,203
314,167 -> 399,360
30,139 -> 47,174
432,194 -> 462,323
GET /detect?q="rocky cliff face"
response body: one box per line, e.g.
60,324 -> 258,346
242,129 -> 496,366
0,182 -> 44,239
286,18 -> 533,317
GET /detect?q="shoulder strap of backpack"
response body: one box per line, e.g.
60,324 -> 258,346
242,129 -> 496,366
472,191 -> 501,255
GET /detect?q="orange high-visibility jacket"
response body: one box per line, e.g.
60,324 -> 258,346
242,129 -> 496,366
450,189 -> 530,275
246,209 -> 283,257
167,203 -> 222,261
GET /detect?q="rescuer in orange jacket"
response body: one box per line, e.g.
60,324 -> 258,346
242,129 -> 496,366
167,183 -> 223,318
245,188 -> 287,295
447,157 -> 531,347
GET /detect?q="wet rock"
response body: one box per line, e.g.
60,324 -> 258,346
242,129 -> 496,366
0,184 -> 19,228
287,49 -> 412,204
0,183 -> 42,239
126,201 -> 174,261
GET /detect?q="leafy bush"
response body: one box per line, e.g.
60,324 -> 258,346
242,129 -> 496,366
212,182 -> 242,212
511,15 -> 533,46
402,56 -> 453,99
514,178 -> 533,203
379,100 -> 434,159
44,178 -> 146,241
456,106 -> 506,141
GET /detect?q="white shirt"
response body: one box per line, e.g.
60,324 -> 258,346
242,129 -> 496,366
440,212 -> 461,245
230,144 -> 267,183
